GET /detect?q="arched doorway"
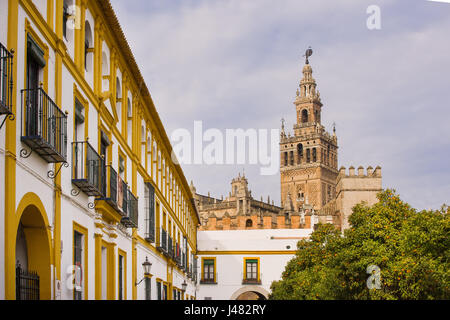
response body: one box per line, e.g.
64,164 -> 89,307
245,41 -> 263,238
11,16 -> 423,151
15,193 -> 53,300
236,291 -> 267,300
230,286 -> 270,300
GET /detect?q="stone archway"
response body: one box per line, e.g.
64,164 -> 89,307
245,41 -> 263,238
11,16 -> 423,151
14,193 -> 53,300
230,286 -> 270,300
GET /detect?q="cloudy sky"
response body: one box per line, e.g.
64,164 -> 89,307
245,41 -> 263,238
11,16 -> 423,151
110,0 -> 450,210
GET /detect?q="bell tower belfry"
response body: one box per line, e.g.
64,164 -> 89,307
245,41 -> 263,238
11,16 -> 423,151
280,48 -> 339,212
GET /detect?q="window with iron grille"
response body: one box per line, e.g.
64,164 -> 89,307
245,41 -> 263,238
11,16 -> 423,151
144,183 -> 155,242
0,42 -> 14,118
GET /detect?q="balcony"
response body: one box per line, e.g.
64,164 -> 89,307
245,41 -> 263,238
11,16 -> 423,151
121,188 -> 138,228
157,228 -> 167,253
167,235 -> 174,259
0,43 -> 14,119
21,87 -> 67,163
71,141 -> 103,196
180,251 -> 186,270
95,165 -> 136,225
174,243 -> 182,266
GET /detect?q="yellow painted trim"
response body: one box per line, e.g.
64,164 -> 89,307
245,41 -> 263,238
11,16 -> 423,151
18,1 -> 200,231
46,0 -> 54,31
94,199 -> 123,225
100,239 -> 116,300
53,0 -> 65,295
73,222 -> 89,300
140,166 -> 196,250
15,192 -> 54,300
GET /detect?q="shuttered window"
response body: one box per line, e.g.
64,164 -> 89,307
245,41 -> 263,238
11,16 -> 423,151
245,259 -> 258,280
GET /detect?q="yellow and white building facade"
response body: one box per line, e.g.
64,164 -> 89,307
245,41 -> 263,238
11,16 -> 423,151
0,0 -> 200,300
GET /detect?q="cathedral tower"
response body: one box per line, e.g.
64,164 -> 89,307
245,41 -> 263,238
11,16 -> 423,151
280,50 -> 338,212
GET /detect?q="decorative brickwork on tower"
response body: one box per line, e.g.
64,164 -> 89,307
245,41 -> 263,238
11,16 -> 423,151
280,58 -> 338,214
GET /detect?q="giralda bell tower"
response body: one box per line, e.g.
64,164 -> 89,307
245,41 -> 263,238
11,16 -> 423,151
280,48 -> 338,212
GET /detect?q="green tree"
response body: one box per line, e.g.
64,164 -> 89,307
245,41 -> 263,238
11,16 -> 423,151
270,190 -> 450,300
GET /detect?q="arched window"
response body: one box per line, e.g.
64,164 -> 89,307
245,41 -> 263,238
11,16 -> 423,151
63,0 -> 74,41
127,98 -> 132,117
116,77 -> 121,99
306,149 -> 311,163
84,21 -> 93,71
127,97 -> 132,145
312,148 -> 317,162
301,109 -> 308,123
284,152 -> 288,167
246,219 -> 253,228
141,125 -> 146,143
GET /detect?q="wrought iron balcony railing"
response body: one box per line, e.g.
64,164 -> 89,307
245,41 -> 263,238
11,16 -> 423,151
72,141 -> 103,196
188,264 -> 193,279
98,164 -> 117,206
21,87 -> 67,163
96,165 -> 129,215
157,228 -> 167,253
174,243 -> 181,265
181,251 -> 186,270
0,43 -> 14,128
121,188 -> 138,228
167,235 -> 174,258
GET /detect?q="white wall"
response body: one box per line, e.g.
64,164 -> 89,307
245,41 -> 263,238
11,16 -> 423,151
197,228 -> 313,300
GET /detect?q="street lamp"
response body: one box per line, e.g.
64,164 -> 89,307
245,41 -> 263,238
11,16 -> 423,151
181,280 -> 187,293
143,256 -> 152,275
136,256 -> 152,286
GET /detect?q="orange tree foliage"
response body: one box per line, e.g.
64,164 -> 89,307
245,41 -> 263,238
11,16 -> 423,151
269,190 -> 450,300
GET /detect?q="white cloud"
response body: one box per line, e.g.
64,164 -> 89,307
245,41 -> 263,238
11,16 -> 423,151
111,0 -> 450,210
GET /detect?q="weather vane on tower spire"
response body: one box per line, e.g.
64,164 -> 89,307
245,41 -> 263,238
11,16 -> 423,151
304,46 -> 313,65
